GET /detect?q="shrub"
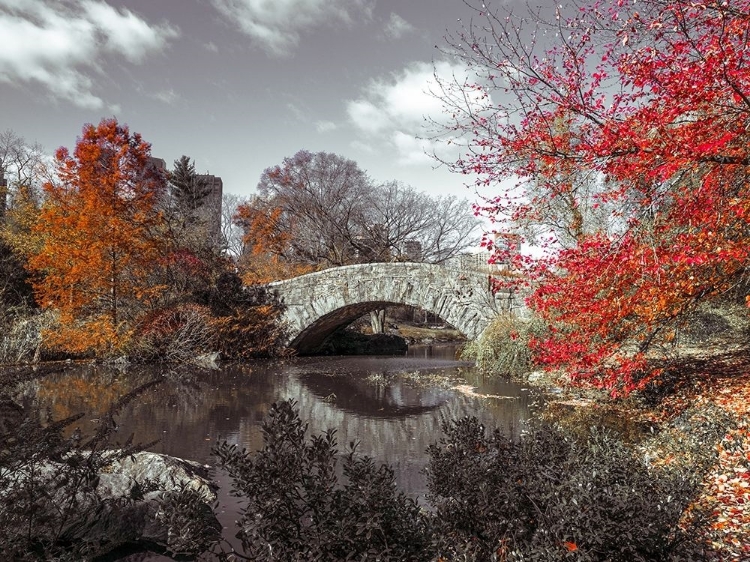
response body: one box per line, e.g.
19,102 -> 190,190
131,304 -> 214,363
0,309 -> 56,364
195,271 -> 289,359
0,239 -> 35,310
461,314 -> 547,376
209,304 -> 288,360
425,417 -> 708,561
213,400 -> 430,561
0,368 -> 161,560
155,484 -> 222,558
208,401 -> 711,561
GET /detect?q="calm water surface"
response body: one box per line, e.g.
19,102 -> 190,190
26,344 -> 540,560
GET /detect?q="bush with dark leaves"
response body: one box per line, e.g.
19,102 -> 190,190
211,400 -> 715,562
0,367 -> 163,560
196,271 -> 290,359
214,399 -> 429,561
426,416 -> 709,562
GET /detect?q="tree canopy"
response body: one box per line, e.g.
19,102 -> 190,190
439,0 -> 750,394
237,149 -> 480,281
170,155 -> 212,214
27,118 -> 168,354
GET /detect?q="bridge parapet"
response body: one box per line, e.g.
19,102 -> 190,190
268,262 -> 524,354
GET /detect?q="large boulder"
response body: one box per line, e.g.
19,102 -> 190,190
3,450 -> 220,558
97,450 -> 215,501
92,451 -> 220,553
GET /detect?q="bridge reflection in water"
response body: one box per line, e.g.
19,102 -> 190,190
29,344 -> 537,504
274,350 -> 537,496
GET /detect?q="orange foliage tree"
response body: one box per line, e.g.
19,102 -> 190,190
233,197 -> 316,284
27,119 -> 168,355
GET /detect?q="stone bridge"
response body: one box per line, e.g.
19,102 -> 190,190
268,262 -> 522,354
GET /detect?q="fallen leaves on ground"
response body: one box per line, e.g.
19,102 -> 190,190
655,356 -> 750,560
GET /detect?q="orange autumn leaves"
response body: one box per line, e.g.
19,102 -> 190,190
233,199 -> 316,285
27,119 -> 168,355
24,118 -> 308,357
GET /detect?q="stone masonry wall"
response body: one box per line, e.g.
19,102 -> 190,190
269,262 -> 522,354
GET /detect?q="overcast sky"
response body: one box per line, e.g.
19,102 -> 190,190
0,0 -> 509,204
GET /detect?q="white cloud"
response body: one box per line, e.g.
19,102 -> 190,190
210,0 -> 374,57
350,140 -> 375,154
346,99 -> 390,135
82,1 -> 174,62
152,89 -> 180,105
0,0 -> 179,109
204,41 -> 219,53
391,131 -> 433,166
383,13 -> 415,40
346,60 -> 488,166
315,120 -> 337,133
286,102 -> 306,121
347,61 -> 455,136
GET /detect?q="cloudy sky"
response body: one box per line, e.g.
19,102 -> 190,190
0,0 -> 505,204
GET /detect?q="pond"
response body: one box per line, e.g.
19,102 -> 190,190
23,344 -> 541,560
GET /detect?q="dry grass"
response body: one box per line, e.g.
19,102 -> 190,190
0,309 -> 56,364
460,313 -> 546,376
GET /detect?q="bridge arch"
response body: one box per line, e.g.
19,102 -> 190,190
268,262 -> 518,354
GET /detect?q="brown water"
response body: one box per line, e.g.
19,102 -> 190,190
23,344 -> 539,560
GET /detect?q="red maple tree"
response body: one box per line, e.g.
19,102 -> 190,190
443,0 -> 750,394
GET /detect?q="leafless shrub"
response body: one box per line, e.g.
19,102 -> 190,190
0,309 -> 57,364
131,304 -> 214,364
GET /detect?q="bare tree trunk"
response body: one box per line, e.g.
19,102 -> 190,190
369,309 -> 386,334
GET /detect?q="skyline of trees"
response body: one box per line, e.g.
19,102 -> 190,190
239,149 -> 480,272
0,121 -> 484,357
0,130 -> 45,312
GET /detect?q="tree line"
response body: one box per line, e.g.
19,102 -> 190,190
235,149 -> 479,284
0,120 -> 479,361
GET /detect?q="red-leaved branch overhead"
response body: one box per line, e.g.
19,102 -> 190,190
441,0 -> 750,395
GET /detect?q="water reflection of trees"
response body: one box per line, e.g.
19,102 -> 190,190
24,357 -> 537,497
32,364 -> 278,463
282,369 -> 536,497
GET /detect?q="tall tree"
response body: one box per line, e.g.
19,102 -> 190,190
233,195 -> 317,284
161,155 -> 227,298
361,181 -> 480,264
438,0 -> 750,394
27,119 -> 168,354
0,183 -> 39,310
0,130 -> 45,310
169,155 -> 212,214
257,150 -> 371,267
249,150 -> 479,270
221,193 -> 249,258
0,129 -> 46,219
